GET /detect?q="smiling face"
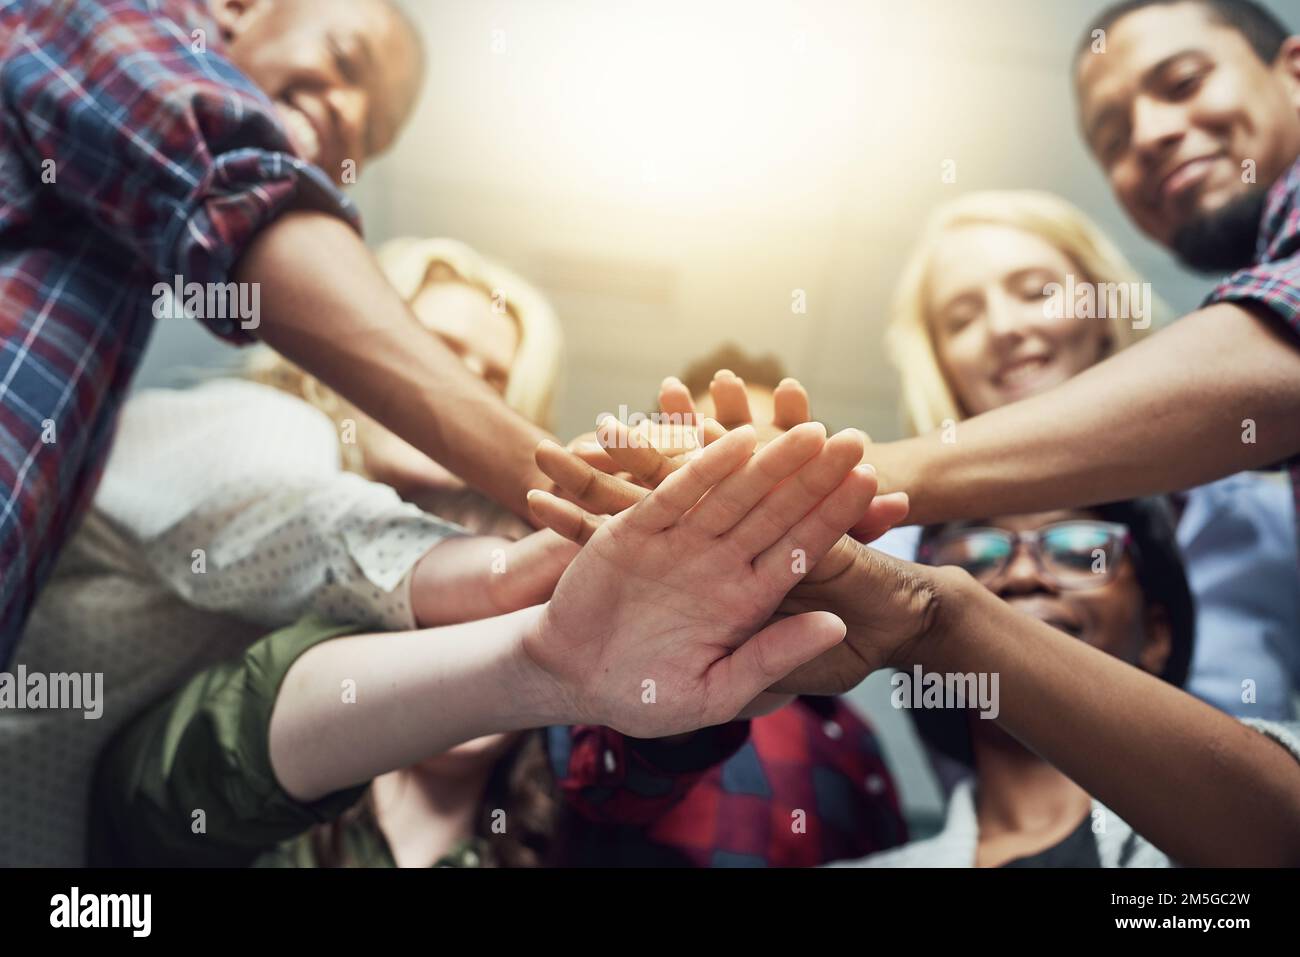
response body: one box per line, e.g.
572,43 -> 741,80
354,272 -> 520,491
410,271 -> 519,396
962,510 -> 1170,674
1075,2 -> 1300,257
927,223 -> 1110,416
213,0 -> 424,183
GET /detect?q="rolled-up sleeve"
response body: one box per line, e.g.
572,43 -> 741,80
1202,161 -> 1300,341
1205,254 -> 1300,338
87,615 -> 368,867
1,0 -> 360,343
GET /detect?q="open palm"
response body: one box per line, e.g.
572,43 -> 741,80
525,423 -> 878,737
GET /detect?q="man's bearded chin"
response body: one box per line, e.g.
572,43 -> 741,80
1170,187 -> 1269,274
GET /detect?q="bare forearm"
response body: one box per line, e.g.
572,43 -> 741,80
873,304 -> 1300,524
915,571 -> 1300,866
267,604 -> 566,801
236,211 -> 552,519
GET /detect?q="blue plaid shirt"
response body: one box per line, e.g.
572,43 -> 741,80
0,0 -> 359,665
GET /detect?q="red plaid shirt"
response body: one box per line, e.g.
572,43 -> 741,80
1204,154 -> 1300,548
553,696 -> 908,867
0,0 -> 358,666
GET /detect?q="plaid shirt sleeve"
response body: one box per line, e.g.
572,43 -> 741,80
550,722 -> 751,827
548,698 -> 908,867
1203,158 -> 1300,338
1,0 -> 360,343
0,0 -> 362,667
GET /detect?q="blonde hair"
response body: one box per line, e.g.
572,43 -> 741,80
248,237 -> 563,475
886,191 -> 1162,436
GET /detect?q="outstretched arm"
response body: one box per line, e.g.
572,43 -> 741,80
273,422 -> 874,798
93,420 -> 875,865
868,302 -> 1300,525
529,439 -> 1300,865
921,573 -> 1300,868
236,211 -> 554,521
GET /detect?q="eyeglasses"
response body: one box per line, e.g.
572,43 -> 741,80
917,520 -> 1131,591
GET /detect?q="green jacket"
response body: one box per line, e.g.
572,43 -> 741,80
89,616 -> 373,867
88,615 -> 753,868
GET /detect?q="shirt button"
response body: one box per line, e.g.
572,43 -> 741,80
822,720 -> 843,740
603,749 -> 617,773
865,773 -> 886,795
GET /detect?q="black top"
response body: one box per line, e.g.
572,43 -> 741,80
1000,814 -> 1102,868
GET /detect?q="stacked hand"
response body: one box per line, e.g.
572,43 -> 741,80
565,370 -> 812,478
531,413 -> 940,696
523,422 -> 881,736
411,530 -> 580,626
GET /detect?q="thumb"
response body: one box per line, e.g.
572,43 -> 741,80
850,492 -> 910,543
707,612 -> 845,722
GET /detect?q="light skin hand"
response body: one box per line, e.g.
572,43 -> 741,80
524,422 -> 883,736
663,373 -> 892,543
567,370 -> 815,477
272,423 -> 872,800
530,424 -> 916,695
661,370 -> 814,438
410,530 -> 579,627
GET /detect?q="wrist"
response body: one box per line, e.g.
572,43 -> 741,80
869,436 -> 929,522
508,602 -> 581,729
886,563 -> 975,672
410,537 -> 491,627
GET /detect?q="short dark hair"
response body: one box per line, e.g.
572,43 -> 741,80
913,496 -> 1196,767
1091,497 -> 1196,687
1078,0 -> 1292,64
